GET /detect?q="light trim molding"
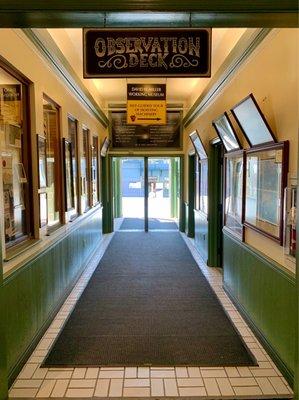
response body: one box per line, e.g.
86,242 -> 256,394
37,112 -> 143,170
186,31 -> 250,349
22,28 -> 109,128
183,28 -> 272,127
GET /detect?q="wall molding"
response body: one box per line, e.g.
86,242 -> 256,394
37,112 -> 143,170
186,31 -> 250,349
183,28 -> 272,127
223,229 -> 296,282
224,284 -> 294,387
21,29 -> 109,128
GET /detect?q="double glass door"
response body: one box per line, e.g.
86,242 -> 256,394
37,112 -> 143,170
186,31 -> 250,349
114,156 -> 180,231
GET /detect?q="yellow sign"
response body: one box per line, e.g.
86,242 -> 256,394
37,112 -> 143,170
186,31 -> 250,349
127,84 -> 166,125
127,100 -> 166,125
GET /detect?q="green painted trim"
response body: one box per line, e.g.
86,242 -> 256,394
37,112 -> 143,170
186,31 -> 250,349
0,4 -> 298,27
102,156 -> 113,233
7,255 -> 87,387
224,284 -> 294,387
1,1 -> 298,12
224,229 -> 295,282
22,29 -> 108,128
187,155 -> 195,238
4,208 -> 103,388
223,229 -> 296,387
208,143 -> 223,268
0,275 -> 8,400
112,158 -> 122,218
183,28 -> 271,127
295,128 -> 299,400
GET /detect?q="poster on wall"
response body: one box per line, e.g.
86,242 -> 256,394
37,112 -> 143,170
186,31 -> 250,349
127,84 -> 166,125
0,84 -> 22,125
83,28 -> 211,78
111,110 -> 181,150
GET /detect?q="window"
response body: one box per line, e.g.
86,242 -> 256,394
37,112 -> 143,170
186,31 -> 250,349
0,62 -> 31,248
81,127 -> 91,212
199,159 -> 208,214
67,116 -> 79,218
43,95 -> 62,230
224,151 -> 244,238
91,136 -> 99,206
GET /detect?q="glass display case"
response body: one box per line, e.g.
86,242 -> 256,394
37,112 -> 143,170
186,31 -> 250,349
244,142 -> 289,244
0,64 -> 30,247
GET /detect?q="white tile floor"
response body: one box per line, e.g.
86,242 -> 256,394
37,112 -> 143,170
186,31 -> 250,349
9,222 -> 293,399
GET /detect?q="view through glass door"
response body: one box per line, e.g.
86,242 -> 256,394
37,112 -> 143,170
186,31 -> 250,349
114,157 -> 180,231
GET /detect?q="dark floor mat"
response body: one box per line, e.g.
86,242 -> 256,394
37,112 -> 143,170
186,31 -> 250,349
43,232 -> 256,367
120,217 -> 178,230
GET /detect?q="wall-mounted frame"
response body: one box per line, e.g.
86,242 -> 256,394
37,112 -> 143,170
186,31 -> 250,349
110,110 -> 182,151
224,150 -> 245,240
63,138 -> 75,211
37,135 -> 47,189
244,141 -> 289,244
212,112 -> 242,153
189,130 -> 208,160
39,192 -> 48,228
231,93 -> 276,147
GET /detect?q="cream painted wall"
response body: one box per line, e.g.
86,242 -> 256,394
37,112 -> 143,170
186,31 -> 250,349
0,28 -> 107,266
184,28 -> 298,271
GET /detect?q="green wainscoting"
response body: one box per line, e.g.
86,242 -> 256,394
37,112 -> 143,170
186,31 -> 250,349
3,207 -> 103,387
223,230 -> 296,386
194,210 -> 208,263
0,283 -> 7,400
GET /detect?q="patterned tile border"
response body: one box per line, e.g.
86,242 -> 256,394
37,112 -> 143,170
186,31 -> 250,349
9,223 -> 293,399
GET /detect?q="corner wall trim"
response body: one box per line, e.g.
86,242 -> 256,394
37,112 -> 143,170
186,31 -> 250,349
7,231 -> 105,387
224,283 -> 294,387
183,28 -> 271,127
21,28 -> 109,128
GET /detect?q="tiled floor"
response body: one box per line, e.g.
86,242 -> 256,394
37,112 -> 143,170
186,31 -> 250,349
9,222 -> 293,399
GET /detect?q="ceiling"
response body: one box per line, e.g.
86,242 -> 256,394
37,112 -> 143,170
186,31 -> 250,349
47,28 -> 246,110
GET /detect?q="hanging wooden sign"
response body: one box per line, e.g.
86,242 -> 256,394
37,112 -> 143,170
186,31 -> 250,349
83,28 -> 211,78
127,83 -> 166,125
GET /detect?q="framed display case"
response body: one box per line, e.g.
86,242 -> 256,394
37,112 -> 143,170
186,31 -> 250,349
1,62 -> 32,248
212,112 -> 242,152
231,93 -> 276,147
244,141 -> 289,244
37,135 -> 47,189
224,150 -> 245,239
63,138 -> 75,211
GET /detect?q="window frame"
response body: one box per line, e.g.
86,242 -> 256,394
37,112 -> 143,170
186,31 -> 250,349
42,93 -> 64,231
223,149 -> 245,241
244,141 -> 289,245
67,114 -> 80,219
82,125 -> 91,212
91,135 -> 100,207
0,56 -> 33,250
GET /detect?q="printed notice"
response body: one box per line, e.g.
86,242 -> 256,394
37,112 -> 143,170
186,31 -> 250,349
127,84 -> 166,125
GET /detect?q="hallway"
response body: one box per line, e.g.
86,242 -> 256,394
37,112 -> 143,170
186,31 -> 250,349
9,223 -> 293,399
0,6 -> 298,400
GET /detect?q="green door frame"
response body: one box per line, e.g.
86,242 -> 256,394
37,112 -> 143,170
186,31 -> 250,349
187,153 -> 195,238
0,244 -> 7,400
207,140 -> 224,267
112,157 -> 122,218
106,155 -> 184,233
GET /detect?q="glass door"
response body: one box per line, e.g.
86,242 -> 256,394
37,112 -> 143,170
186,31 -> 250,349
118,157 -> 145,230
148,157 -> 178,230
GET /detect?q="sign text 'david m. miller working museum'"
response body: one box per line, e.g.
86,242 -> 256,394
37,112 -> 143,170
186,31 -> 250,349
83,28 -> 211,78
